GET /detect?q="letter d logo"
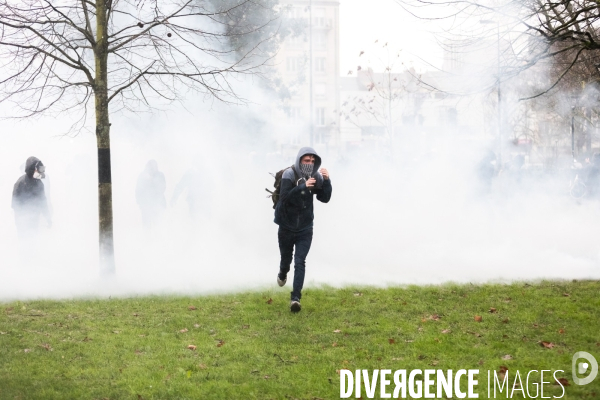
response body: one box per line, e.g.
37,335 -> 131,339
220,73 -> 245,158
572,351 -> 598,385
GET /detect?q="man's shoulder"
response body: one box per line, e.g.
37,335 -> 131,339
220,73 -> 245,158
14,174 -> 27,187
282,167 -> 297,180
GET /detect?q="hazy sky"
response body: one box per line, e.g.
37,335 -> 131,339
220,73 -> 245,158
339,0 -> 444,74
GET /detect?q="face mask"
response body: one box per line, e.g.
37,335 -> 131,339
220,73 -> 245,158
299,163 -> 313,179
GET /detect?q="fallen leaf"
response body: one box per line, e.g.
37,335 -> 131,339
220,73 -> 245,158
478,359 -> 484,365
82,337 -> 92,342
441,329 -> 451,334
558,329 -> 565,334
187,345 -> 196,350
179,328 -> 188,333
333,329 -> 341,333
353,292 -> 363,297
188,306 -> 197,311
113,331 -> 120,334
199,363 -> 208,369
555,378 -> 569,386
23,349 -> 31,353
0,332 -> 7,335
421,318 -> 428,323
540,341 -> 555,349
388,338 -> 396,344
562,293 -> 570,297
132,313 -> 139,317
242,325 -> 249,329
217,340 -> 225,347
266,298 -> 273,304
533,324 -> 539,328
430,314 -> 441,321
502,355 -> 513,360
499,366 -> 509,373
405,340 -> 414,343
39,343 -> 52,351
332,342 -> 338,347
263,375 -> 270,379
489,308 -> 497,313
502,318 -> 509,323
194,324 -> 200,328
474,315 -> 483,322
430,360 -> 439,366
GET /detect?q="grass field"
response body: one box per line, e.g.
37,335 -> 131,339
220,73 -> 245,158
1,280 -> 599,399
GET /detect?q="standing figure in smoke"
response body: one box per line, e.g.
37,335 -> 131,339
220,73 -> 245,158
585,153 -> 600,199
12,156 -> 52,238
171,163 -> 213,220
274,147 -> 332,313
476,150 -> 497,195
135,160 -> 167,228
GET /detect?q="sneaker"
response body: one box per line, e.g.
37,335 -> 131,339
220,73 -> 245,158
290,299 -> 301,313
277,273 -> 287,287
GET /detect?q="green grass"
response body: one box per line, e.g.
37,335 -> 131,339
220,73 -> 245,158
1,281 -> 599,399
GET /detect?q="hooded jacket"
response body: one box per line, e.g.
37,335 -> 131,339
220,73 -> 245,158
12,156 -> 49,217
274,147 -> 332,232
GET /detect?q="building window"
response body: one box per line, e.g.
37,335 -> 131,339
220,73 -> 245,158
315,83 -> 326,98
287,34 -> 304,46
313,8 -> 326,27
315,108 -> 325,126
286,57 -> 304,72
286,6 -> 305,20
315,57 -> 325,72
287,107 -> 302,125
314,32 -> 327,49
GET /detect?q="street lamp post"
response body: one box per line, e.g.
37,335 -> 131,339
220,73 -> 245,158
481,19 -> 501,167
309,0 -> 314,147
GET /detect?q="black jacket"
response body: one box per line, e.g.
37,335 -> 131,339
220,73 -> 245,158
274,147 -> 332,232
12,156 -> 49,217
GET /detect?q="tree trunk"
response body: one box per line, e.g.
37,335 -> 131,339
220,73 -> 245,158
95,2 -> 115,275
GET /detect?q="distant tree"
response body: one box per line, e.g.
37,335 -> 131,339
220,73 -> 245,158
0,0 -> 276,274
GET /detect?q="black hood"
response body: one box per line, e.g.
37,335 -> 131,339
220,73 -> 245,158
24,156 -> 42,178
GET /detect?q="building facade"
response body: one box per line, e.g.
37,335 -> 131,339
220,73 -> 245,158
275,0 -> 340,155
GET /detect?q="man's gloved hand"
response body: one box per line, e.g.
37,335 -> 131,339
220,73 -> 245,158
306,177 -> 316,188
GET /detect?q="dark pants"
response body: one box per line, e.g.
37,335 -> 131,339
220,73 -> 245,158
278,226 -> 313,300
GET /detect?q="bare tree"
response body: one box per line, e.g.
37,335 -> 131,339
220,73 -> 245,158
397,0 -> 600,98
0,0 -> 276,274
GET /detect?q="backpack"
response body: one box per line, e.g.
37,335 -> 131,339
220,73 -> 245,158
266,165 -> 299,209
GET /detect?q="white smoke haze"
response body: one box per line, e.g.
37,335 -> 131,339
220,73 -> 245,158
1,2 -> 600,302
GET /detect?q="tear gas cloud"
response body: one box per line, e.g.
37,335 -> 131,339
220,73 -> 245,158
1,7 -> 599,301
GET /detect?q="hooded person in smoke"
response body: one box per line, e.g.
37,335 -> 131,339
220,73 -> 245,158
274,147 -> 332,312
136,160 -> 167,228
12,156 -> 51,237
